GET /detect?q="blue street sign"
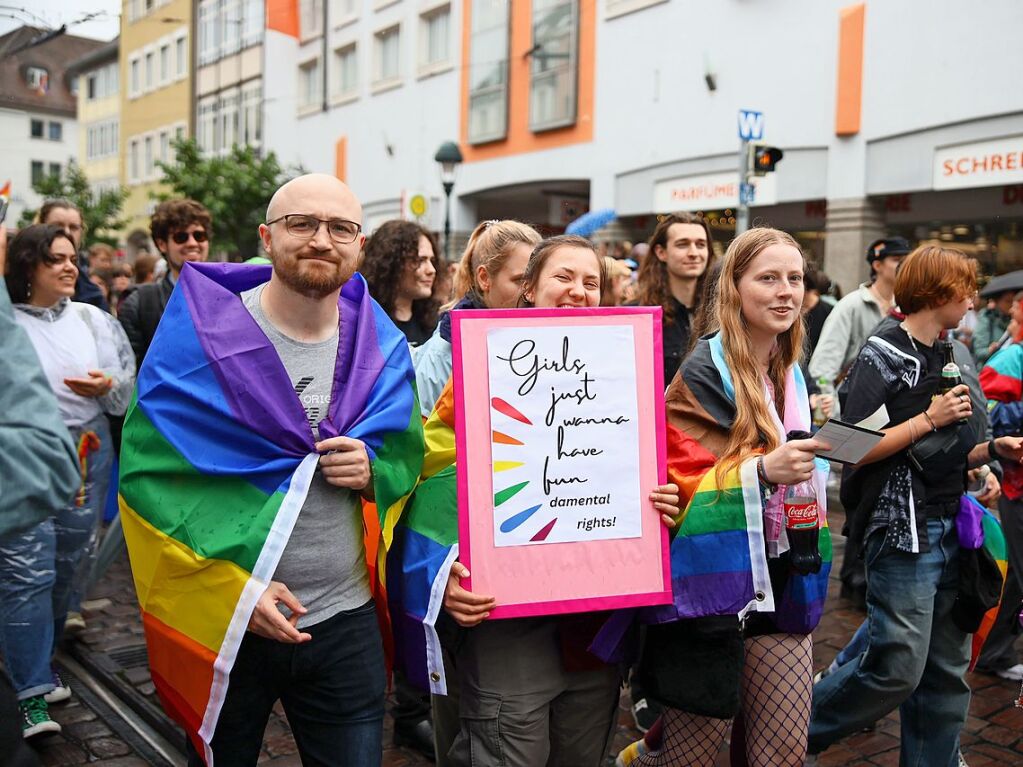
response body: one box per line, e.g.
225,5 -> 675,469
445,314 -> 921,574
740,182 -> 756,205
738,110 -> 764,141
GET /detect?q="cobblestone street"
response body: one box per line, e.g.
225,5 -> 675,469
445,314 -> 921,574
28,501 -> 1023,766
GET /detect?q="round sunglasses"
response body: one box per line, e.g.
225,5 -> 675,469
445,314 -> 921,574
170,229 -> 209,244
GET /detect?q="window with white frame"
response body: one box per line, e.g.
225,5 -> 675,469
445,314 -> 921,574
31,160 -> 45,186
332,43 -> 358,99
108,62 -> 119,95
26,66 -> 48,90
299,0 -> 323,39
199,0 -> 218,65
159,129 -> 170,165
30,118 -> 43,138
175,124 -> 186,141
144,50 -> 155,90
160,43 -> 171,84
220,90 -> 240,149
467,0 -> 509,143
130,56 -> 141,96
129,139 -> 140,182
223,0 -> 242,56
198,96 -> 217,152
419,5 -> 450,73
176,34 -> 188,79
241,82 -> 262,145
87,72 -> 98,100
298,58 -> 322,111
372,24 -> 400,86
529,0 -> 578,132
242,0 -> 262,46
48,121 -> 62,141
144,135 -> 154,179
86,120 -> 119,160
333,0 -> 358,25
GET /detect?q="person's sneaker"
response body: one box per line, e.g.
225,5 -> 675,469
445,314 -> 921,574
630,696 -> 661,733
996,663 -> 1023,682
43,668 -> 71,704
63,611 -> 86,634
20,696 -> 61,739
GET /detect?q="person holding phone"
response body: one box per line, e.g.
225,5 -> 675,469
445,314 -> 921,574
807,245 -> 1023,766
1,224 -> 134,737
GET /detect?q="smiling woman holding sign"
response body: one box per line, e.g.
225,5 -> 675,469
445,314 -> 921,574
391,234 -> 680,767
617,228 -> 832,767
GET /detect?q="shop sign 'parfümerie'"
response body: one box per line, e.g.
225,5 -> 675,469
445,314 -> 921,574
934,135 -> 1023,191
653,171 -> 777,212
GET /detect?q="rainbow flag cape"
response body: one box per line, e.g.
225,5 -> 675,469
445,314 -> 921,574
980,344 -> 1023,499
956,495 -> 1009,669
387,377 -> 459,694
641,334 -> 832,633
119,263 -> 422,760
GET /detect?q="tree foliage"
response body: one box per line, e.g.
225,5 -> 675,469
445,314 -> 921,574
157,138 -> 293,261
19,160 -> 128,248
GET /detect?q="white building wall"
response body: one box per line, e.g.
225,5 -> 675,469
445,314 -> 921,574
1,108 -> 79,225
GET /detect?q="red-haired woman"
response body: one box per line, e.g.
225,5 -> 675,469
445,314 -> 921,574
808,246 -> 1023,765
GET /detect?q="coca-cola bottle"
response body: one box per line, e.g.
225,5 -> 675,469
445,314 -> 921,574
782,429 -> 822,575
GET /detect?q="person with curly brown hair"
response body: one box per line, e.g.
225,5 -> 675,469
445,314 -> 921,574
634,213 -> 716,385
118,199 -> 211,368
359,220 -> 440,346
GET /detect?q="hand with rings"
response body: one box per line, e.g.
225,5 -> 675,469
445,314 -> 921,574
925,384 -> 971,428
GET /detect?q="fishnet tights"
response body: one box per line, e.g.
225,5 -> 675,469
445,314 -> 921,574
634,634 -> 813,767
737,634 -> 813,767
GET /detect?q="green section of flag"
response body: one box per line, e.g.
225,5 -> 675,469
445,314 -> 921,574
402,465 -> 459,547
119,404 -> 285,573
678,484 -> 747,537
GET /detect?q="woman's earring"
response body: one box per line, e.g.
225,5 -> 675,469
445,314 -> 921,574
26,283 -> 31,300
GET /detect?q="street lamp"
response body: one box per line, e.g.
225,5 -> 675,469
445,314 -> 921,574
434,140 -> 463,261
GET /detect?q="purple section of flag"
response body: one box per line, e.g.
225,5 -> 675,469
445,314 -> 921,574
180,263 -> 311,455
642,570 -> 754,624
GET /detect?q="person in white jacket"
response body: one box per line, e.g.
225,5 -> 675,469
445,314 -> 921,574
1,224 -> 134,738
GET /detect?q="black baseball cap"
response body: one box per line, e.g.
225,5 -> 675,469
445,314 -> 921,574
866,237 -> 911,264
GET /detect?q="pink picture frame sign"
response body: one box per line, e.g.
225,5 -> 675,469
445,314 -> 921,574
450,306 -> 671,619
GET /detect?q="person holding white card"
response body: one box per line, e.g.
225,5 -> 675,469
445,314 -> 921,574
808,245 -> 1023,766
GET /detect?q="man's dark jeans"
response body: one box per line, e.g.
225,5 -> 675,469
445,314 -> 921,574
187,599 -> 385,767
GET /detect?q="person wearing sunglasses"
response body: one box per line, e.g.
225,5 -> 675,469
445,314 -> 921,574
118,199 -> 212,369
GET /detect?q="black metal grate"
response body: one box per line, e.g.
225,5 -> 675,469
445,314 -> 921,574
108,645 -> 150,670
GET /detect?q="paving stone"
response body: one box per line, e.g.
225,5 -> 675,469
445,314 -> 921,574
36,741 -> 89,765
86,736 -> 135,759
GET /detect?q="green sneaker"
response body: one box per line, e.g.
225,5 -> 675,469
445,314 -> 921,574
20,695 -> 61,739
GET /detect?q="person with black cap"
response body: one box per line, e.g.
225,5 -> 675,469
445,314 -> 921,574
808,236 -> 911,409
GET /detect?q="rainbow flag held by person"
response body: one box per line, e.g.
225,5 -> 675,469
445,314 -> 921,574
119,263 -> 422,763
641,334 -> 832,634
968,499 -> 1008,670
388,378 -> 460,694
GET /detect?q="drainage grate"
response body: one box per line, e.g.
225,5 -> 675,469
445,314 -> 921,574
108,645 -> 150,670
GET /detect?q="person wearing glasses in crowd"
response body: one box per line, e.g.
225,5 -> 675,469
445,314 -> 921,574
118,199 -> 211,369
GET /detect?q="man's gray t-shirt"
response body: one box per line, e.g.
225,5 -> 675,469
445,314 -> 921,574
242,284 -> 371,627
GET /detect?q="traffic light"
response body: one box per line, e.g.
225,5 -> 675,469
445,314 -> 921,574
747,143 -> 784,176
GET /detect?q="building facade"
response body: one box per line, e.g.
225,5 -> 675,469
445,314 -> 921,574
260,0 -> 1023,289
0,27 -> 104,225
195,0 -> 264,158
119,0 -> 193,238
67,39 -> 122,204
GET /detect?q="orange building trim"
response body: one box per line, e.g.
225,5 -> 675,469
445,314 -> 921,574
835,3 -> 865,137
335,137 -> 348,182
266,0 -> 300,38
459,0 -> 595,163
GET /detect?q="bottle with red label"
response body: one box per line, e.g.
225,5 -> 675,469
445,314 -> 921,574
784,477 -> 822,575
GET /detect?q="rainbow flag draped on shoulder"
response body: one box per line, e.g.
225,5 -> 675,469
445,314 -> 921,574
119,263 -> 422,760
387,377 -> 459,694
641,334 -> 832,633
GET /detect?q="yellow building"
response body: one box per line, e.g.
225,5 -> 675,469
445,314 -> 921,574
67,38 -> 122,238
119,0 -> 193,239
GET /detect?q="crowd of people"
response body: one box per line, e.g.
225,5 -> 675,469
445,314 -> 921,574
1,177 -> 1022,767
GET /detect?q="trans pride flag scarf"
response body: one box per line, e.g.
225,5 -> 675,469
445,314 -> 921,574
640,334 -> 832,633
119,263 -> 422,761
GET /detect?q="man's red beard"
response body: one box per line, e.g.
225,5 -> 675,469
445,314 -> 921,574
272,253 -> 354,298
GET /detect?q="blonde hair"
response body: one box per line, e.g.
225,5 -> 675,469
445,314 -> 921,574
713,228 -> 805,483
448,220 -> 541,308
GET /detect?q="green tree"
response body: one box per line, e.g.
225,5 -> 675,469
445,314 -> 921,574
19,160 -> 128,247
157,138 -> 293,262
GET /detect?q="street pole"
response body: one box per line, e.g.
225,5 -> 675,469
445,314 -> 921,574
443,180 -> 454,261
736,139 -> 750,236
